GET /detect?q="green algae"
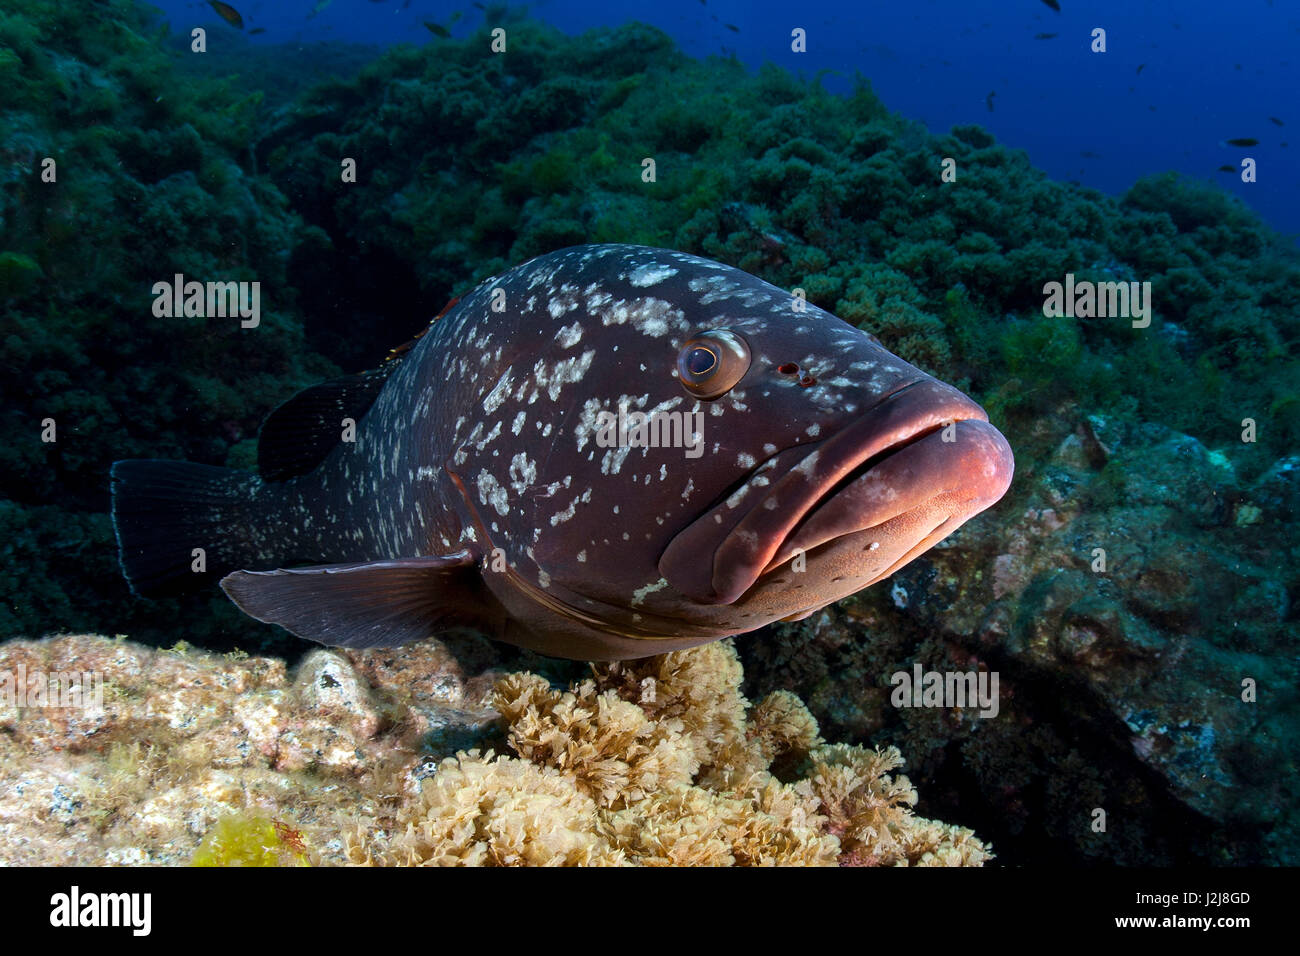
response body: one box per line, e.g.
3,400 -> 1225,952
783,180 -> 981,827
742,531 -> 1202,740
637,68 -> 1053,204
192,813 -> 311,867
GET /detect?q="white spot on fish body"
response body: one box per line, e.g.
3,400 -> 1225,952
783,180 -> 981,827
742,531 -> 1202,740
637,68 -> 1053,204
573,398 -> 605,452
794,450 -> 821,476
556,322 -> 584,347
601,445 -> 633,475
549,491 -> 583,526
548,298 -> 577,319
509,452 -> 537,496
483,367 -> 515,415
476,470 -> 510,516
630,577 -> 669,606
472,420 -> 502,451
628,263 -> 678,287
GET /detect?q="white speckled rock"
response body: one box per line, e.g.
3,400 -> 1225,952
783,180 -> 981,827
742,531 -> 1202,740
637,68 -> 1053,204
0,634 -> 507,865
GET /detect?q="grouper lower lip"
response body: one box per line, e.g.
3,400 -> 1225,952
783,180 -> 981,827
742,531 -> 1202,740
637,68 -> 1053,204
660,377 -> 1012,605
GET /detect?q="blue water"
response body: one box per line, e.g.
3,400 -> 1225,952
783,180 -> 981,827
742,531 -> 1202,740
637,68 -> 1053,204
154,0 -> 1299,243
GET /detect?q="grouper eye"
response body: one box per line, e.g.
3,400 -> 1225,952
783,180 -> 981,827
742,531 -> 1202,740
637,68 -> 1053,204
677,329 -> 750,400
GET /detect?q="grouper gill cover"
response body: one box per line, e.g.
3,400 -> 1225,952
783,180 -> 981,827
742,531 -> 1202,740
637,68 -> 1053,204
111,244 -> 1014,660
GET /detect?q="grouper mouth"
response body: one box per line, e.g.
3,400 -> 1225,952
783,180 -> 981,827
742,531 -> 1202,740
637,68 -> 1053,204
659,378 -> 1015,607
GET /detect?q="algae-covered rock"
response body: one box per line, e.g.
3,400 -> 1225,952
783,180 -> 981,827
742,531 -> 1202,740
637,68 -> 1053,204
0,635 -> 988,867
0,633 -> 506,865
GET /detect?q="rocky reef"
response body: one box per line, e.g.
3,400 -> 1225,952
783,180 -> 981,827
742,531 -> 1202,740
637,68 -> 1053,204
0,634 -> 987,866
742,407 -> 1298,865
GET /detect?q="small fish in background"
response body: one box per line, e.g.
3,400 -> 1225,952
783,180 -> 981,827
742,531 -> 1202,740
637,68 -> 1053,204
473,2 -> 487,9
1079,150 -> 1101,158
1221,137 -> 1259,147
1217,165 -> 1238,172
1040,0 -> 1061,11
249,27 -> 265,35
724,23 -> 740,33
1033,32 -> 1057,40
309,0 -> 332,18
986,90 -> 996,112
424,21 -> 451,38
1269,116 -> 1284,127
207,0 -> 243,28
1136,63 -> 1146,74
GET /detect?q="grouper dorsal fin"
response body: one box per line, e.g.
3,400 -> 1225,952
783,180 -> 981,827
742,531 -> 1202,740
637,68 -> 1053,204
220,553 -> 482,649
257,366 -> 396,481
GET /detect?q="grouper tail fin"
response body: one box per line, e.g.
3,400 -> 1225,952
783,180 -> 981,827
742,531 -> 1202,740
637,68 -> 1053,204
111,460 -> 278,598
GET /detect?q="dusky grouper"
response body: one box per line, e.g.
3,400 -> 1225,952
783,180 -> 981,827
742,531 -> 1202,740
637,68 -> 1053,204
112,244 -> 1014,660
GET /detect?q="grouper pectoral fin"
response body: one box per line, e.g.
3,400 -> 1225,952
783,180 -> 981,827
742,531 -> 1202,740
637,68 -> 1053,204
220,553 -> 484,649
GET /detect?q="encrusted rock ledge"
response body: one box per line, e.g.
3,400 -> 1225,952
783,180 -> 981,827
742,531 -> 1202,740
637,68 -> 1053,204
0,634 -> 989,866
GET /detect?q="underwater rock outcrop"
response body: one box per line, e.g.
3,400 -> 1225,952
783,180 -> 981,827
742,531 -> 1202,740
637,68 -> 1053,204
0,634 -> 989,866
742,410 -> 1298,865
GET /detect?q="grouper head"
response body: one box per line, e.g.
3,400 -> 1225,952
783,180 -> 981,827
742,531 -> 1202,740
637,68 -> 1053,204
445,245 -> 1014,658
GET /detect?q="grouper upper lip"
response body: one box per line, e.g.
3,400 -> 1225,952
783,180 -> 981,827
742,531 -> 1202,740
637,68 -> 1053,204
659,378 -> 1011,605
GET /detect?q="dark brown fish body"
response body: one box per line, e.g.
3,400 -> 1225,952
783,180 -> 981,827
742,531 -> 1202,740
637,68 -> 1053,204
208,1 -> 244,28
113,246 -> 1013,660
